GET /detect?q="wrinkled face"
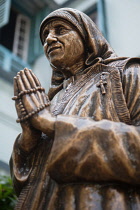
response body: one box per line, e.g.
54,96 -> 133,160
42,19 -> 85,69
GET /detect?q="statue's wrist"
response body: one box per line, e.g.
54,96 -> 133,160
18,130 -> 41,152
31,109 -> 56,137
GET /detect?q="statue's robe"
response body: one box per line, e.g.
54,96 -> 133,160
10,58 -> 140,210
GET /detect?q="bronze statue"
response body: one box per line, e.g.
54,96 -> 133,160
10,8 -> 140,210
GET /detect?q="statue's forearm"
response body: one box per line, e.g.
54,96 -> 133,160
47,116 -> 140,184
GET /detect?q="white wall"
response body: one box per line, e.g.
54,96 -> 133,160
0,79 -> 21,164
33,55 -> 52,93
106,0 -> 140,57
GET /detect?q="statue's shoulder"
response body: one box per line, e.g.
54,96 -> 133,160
108,57 -> 140,68
124,57 -> 140,68
122,57 -> 140,78
110,57 -> 140,78
107,57 -> 140,82
116,58 -> 140,90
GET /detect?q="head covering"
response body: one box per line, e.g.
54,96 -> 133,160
40,8 -> 117,62
39,8 -> 118,99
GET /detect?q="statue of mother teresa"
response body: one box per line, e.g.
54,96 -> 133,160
11,8 -> 140,210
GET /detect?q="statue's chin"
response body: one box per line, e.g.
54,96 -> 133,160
50,56 -> 66,70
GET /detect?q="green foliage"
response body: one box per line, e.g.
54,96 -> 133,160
0,175 -> 17,210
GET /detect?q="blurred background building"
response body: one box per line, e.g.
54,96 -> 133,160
0,0 -> 140,175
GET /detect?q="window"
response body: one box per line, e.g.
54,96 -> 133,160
0,7 -> 30,61
13,14 -> 30,61
0,2 -> 51,79
0,0 -> 11,28
0,6 -> 31,82
0,8 -> 17,51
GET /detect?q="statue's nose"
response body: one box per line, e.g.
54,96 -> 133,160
46,31 -> 57,45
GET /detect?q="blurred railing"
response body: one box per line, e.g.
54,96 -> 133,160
0,44 -> 30,73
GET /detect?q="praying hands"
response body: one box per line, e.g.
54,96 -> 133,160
12,68 -> 55,151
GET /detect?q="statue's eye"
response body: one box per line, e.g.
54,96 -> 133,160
43,30 -> 49,41
56,26 -> 68,35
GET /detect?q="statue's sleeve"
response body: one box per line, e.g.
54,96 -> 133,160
10,135 -> 36,196
47,62 -> 140,184
10,134 -> 51,196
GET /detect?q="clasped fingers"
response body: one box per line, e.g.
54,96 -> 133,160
12,68 -> 50,123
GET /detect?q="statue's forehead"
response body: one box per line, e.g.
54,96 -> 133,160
43,19 -> 72,31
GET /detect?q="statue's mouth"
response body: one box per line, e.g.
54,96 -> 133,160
48,46 -> 61,55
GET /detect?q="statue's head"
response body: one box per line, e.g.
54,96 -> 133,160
40,8 -> 117,66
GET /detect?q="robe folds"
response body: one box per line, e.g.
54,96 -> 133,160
10,58 -> 140,210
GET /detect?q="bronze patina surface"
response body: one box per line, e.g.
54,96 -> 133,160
11,8 -> 140,210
